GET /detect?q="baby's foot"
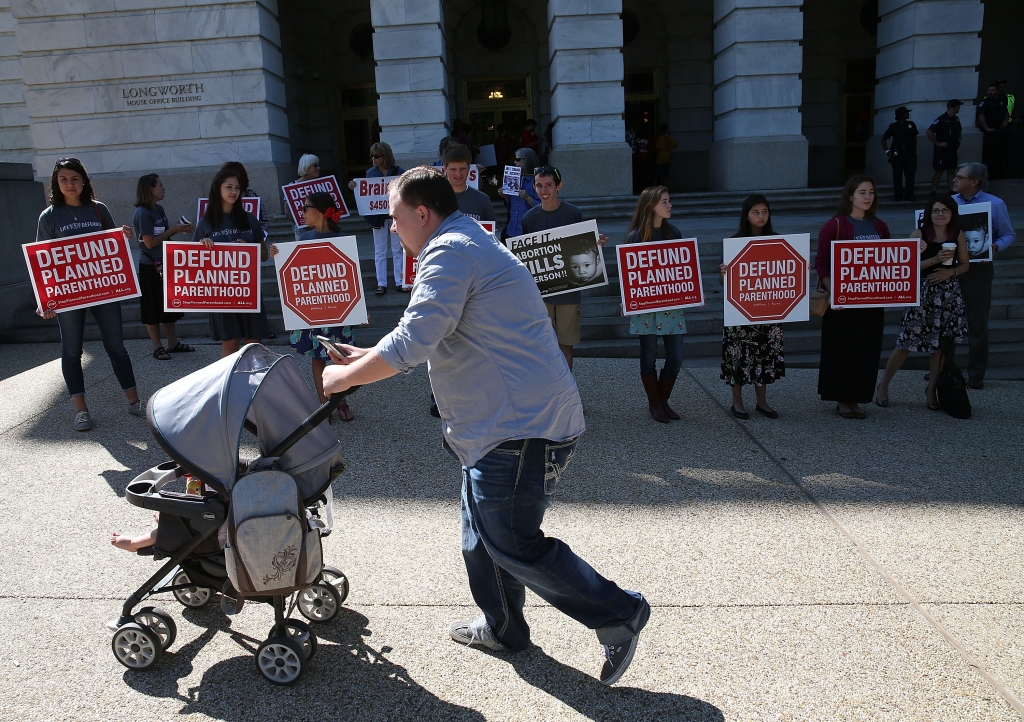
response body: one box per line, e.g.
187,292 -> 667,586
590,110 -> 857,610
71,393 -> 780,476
110,532 -> 153,552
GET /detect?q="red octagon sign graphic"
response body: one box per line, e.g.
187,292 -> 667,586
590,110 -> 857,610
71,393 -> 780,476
280,242 -> 361,326
728,239 -> 806,322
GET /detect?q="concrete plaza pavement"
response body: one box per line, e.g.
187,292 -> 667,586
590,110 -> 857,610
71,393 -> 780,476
0,340 -> 1022,721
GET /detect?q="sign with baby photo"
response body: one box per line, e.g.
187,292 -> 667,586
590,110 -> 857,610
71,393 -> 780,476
915,201 -> 992,262
504,220 -> 609,299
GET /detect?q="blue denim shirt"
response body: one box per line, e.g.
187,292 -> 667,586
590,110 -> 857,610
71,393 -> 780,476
504,174 -> 540,237
953,190 -> 1016,252
377,212 -> 585,466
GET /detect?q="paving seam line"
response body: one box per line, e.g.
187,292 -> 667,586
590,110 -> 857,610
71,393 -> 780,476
0,344 -> 158,439
683,367 -> 1024,718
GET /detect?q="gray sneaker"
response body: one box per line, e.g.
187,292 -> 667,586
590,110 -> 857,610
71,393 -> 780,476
448,616 -> 508,652
73,411 -> 93,431
127,400 -> 145,417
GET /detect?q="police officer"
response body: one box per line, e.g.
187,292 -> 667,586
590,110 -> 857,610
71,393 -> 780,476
927,99 -> 963,192
881,106 -> 919,202
978,82 -> 1011,179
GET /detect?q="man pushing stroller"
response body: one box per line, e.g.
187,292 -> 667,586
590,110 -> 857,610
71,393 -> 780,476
322,167 -> 650,685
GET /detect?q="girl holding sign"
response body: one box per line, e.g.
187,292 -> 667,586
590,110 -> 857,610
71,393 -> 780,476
192,169 -> 270,358
347,142 -> 405,295
875,196 -> 970,409
500,147 -> 540,240
132,173 -> 195,360
268,192 -> 357,422
718,194 -> 785,419
35,157 -> 142,431
625,186 -> 687,423
815,176 -> 890,419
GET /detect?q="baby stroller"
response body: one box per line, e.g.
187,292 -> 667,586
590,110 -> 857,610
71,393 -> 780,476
109,344 -> 353,685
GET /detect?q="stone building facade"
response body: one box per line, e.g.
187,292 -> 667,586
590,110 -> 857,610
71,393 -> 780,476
0,0 -> 1018,219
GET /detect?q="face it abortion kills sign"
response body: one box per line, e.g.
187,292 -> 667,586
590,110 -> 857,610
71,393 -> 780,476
723,235 -> 809,326
404,220 -> 495,288
504,220 -> 608,299
273,237 -> 367,330
162,241 -> 260,312
616,238 -> 704,314
23,229 -> 141,313
830,239 -> 920,308
281,176 -> 350,226
353,177 -> 398,216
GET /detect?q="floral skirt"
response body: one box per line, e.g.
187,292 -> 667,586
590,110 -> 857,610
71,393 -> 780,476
895,277 -> 969,353
290,327 -> 354,361
720,323 -> 785,386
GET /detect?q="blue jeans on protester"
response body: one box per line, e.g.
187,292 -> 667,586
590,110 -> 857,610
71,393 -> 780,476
459,436 -> 649,651
56,302 -> 136,397
638,334 -> 684,378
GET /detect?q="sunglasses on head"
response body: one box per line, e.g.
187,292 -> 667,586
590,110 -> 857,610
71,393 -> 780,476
55,157 -> 82,167
533,166 -> 561,183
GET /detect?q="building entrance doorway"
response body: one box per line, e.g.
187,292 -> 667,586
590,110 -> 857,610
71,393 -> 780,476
840,60 -> 875,180
337,84 -> 380,205
625,69 -> 659,193
462,75 -> 533,197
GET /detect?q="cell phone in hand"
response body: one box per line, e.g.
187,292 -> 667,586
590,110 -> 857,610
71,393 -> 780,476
315,335 -> 348,358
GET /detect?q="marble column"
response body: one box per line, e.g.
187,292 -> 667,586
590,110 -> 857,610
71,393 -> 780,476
547,0 -> 630,198
866,0 -> 984,184
371,0 -> 449,167
0,0 -> 31,164
11,0 -> 289,222
709,0 -> 807,191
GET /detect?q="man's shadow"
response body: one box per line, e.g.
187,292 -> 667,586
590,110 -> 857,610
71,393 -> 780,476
506,646 -> 724,722
123,606 -> 485,721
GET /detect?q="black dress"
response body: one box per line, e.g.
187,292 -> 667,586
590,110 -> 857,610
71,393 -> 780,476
816,215 -> 887,403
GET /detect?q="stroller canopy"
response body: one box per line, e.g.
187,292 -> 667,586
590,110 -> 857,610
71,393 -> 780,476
148,344 -> 343,502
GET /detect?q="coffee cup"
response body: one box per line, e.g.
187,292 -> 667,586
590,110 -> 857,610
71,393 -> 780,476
941,242 -> 957,266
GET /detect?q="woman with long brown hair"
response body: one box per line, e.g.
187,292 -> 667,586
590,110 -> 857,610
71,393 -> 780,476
625,186 -> 686,422
718,194 -> 785,419
814,175 -> 890,419
875,195 -> 969,409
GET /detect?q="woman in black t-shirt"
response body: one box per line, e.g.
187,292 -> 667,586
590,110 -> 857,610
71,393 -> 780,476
132,173 -> 194,360
35,157 -> 141,432
191,169 -> 270,357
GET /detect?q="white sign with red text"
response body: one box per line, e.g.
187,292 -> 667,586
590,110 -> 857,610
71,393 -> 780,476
353,176 -> 398,216
281,175 -> 350,226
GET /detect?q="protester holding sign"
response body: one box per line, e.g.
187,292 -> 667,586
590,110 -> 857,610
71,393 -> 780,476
35,157 -> 142,431
500,148 -> 540,240
814,176 -> 890,419
521,166 -> 608,369
268,192 -> 356,422
347,142 -> 405,295
951,162 -> 1016,389
876,195 -> 969,409
221,162 -> 268,233
321,168 -> 649,686
443,144 -> 495,222
191,169 -> 270,357
132,173 -> 194,361
718,195 -> 785,420
288,154 -> 320,240
624,186 -> 687,423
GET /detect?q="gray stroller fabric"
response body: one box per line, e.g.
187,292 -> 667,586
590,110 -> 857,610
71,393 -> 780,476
148,344 -> 343,502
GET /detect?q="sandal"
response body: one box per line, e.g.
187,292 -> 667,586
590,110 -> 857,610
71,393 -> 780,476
166,341 -> 195,353
375,286 -> 387,296
927,393 -> 942,411
836,405 -> 861,420
874,385 -> 889,407
338,403 -> 354,422
152,346 -> 171,361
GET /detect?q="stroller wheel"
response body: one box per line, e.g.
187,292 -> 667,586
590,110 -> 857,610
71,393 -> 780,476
297,582 -> 341,623
256,636 -> 305,685
320,566 -> 350,604
171,571 -> 212,608
271,619 -> 317,661
111,622 -> 162,670
134,607 -> 177,651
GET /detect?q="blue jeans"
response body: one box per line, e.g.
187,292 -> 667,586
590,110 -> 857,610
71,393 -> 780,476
56,302 -> 136,397
460,437 -> 649,651
638,333 -> 684,378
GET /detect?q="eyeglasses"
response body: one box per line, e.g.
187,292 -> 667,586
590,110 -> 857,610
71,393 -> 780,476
370,154 -> 383,160
931,208 -> 952,215
533,166 -> 561,183
954,174 -> 971,180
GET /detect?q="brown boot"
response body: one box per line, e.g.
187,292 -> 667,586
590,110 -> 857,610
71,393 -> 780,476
658,372 -> 680,420
641,374 -> 670,423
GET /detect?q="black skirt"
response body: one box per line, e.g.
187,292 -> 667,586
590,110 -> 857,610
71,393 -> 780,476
209,308 -> 269,342
138,263 -> 184,326
817,307 -> 884,403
